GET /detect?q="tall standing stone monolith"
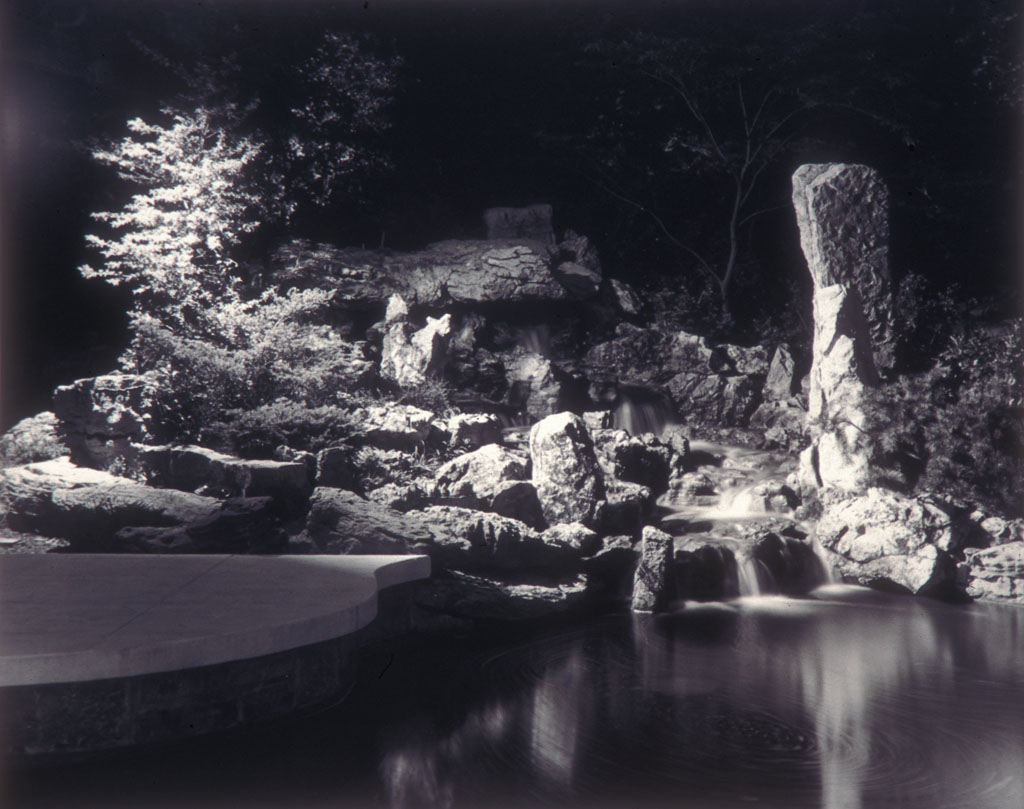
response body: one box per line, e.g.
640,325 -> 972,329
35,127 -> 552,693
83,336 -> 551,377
792,163 -> 894,372
793,164 -> 889,497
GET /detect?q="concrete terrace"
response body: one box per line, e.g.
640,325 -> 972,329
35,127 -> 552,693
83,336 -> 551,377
0,554 -> 430,687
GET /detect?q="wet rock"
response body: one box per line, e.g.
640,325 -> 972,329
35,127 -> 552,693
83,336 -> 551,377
815,488 -> 960,594
414,570 -> 589,621
959,542 -> 1024,603
51,373 -> 167,471
0,412 -> 69,468
632,526 -> 674,612
751,533 -> 828,594
792,163 -> 894,370
672,542 -> 738,602
447,413 -> 503,451
529,412 -> 605,528
305,487 -> 433,555
380,294 -> 452,387
555,229 -> 602,275
664,471 -> 716,505
433,444 -> 543,528
483,204 -> 555,243
728,481 -> 800,515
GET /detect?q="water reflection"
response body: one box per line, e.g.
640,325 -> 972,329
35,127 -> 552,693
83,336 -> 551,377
378,591 -> 1024,809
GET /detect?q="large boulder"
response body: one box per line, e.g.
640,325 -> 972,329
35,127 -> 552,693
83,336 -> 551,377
269,239 -> 591,309
632,526 -> 674,612
417,505 -> 571,571
591,428 -> 674,495
529,412 -> 605,528
959,542 -> 1024,603
433,444 -> 544,528
51,373 -> 167,471
483,204 -> 555,243
304,487 -> 434,555
380,294 -> 452,387
792,163 -> 894,370
0,457 -> 283,552
815,488 -> 960,594
0,412 -> 69,468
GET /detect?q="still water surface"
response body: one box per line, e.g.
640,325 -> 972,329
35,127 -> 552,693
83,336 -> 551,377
8,587 -> 1024,809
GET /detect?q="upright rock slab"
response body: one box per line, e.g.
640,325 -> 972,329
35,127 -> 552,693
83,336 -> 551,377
792,163 -> 894,371
632,526 -> 673,612
529,412 -> 605,528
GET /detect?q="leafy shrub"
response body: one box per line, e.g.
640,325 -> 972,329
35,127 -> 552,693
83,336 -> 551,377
868,317 -> 1024,515
122,286 -> 376,453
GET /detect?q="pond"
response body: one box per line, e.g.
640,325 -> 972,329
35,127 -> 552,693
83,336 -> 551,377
6,587 -> 1024,809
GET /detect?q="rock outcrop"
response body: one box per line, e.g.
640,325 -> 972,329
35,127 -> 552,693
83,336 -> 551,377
792,163 -> 894,371
51,373 -> 167,471
270,239 -> 591,309
432,444 -> 544,528
529,413 -> 605,528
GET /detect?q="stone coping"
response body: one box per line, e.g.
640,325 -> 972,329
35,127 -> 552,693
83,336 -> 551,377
0,554 -> 431,687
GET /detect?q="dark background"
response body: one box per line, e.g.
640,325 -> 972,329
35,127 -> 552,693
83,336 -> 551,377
1,0 -> 1020,430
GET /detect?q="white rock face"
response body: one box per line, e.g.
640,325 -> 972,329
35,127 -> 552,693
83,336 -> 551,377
380,294 -> 452,387
529,412 -> 605,529
792,163 -> 894,370
507,350 -> 568,420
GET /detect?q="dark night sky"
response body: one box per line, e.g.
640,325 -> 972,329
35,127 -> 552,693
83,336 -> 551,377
1,0 -> 1020,429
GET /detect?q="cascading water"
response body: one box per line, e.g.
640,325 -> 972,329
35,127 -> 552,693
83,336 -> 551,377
612,385 -> 677,437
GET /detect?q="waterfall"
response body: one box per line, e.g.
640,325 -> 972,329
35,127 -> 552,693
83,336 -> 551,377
612,385 -> 676,437
810,535 -> 840,585
516,324 -> 550,356
736,553 -> 777,597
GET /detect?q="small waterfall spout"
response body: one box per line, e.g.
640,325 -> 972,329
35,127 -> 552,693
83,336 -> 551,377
613,385 -> 676,437
736,553 -> 777,597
